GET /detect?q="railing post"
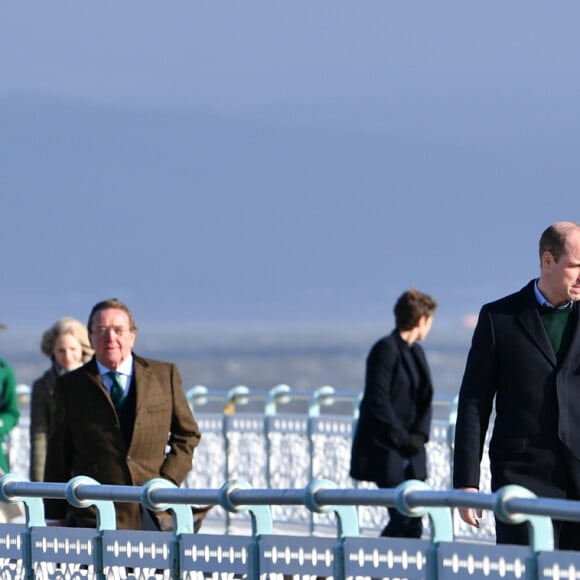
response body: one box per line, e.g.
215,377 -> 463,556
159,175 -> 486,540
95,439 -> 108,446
308,385 -> 335,419
307,386 -> 336,532
223,384 -> 250,416
0,473 -> 45,580
223,385 -> 251,531
264,384 -> 292,489
220,479 -> 273,580
142,478 -> 194,578
351,395 -> 361,491
305,478 -> 359,580
66,475 -> 117,580
186,384 -> 209,413
446,394 -> 459,534
446,395 -> 459,464
0,473 -> 44,528
264,384 -> 291,418
395,480 -> 454,580
494,484 -> 554,580
493,484 -> 554,552
219,479 -> 273,536
396,479 -> 454,544
142,478 -> 194,535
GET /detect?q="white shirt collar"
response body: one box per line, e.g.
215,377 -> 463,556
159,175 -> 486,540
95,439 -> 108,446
534,279 -> 573,309
96,355 -> 134,378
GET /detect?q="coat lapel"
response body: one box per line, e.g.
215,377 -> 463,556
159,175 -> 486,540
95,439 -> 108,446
411,345 -> 432,384
131,354 -> 154,417
518,306 -> 557,366
560,303 -> 580,368
517,281 -> 580,367
399,345 -> 417,393
85,357 -> 110,397
398,339 -> 432,396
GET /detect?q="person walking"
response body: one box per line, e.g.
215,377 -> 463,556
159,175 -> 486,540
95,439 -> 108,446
350,288 -> 437,538
29,317 -> 93,482
453,221 -> 580,549
0,324 -> 20,522
44,298 -> 201,530
0,354 -> 20,475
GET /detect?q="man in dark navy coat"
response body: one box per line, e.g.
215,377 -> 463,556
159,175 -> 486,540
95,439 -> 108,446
453,221 -> 580,549
350,288 -> 437,537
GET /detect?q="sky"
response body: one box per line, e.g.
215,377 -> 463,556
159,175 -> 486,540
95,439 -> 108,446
2,1 -> 580,337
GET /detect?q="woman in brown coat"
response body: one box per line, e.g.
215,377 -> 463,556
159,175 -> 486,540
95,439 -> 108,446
29,317 -> 93,481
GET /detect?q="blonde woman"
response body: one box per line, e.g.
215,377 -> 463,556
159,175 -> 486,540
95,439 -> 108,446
29,317 -> 93,481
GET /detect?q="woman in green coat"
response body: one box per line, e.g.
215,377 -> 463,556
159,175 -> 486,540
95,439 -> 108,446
0,357 -> 20,473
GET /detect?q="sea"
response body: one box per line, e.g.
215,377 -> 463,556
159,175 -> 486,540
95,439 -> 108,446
1,320 -> 474,416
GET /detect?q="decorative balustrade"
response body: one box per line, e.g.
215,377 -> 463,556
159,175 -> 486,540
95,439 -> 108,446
0,474 -> 578,579
8,384 -> 492,541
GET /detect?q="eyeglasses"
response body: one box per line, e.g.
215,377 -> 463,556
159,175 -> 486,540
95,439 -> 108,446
91,326 -> 132,337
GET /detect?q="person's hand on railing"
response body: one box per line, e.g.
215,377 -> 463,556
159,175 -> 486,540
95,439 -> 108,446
457,487 -> 482,528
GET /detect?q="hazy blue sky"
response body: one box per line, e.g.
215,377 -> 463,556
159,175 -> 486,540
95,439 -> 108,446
2,1 -> 580,334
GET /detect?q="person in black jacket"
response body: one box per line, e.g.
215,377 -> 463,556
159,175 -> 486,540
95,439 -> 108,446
453,221 -> 580,549
350,288 -> 437,538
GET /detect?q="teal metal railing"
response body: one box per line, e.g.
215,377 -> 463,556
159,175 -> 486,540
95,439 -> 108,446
8,385 -> 483,540
0,474 -> 578,579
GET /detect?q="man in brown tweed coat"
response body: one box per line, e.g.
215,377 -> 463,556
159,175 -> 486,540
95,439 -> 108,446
44,298 -> 201,530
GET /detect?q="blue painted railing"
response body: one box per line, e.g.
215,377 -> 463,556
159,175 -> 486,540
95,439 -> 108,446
9,385 -> 489,539
0,474 -> 579,579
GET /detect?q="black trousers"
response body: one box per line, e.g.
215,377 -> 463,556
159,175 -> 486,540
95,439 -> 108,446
381,506 -> 423,539
494,518 -> 580,551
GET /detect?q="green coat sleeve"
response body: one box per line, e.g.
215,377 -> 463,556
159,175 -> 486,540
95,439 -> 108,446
0,360 -> 20,437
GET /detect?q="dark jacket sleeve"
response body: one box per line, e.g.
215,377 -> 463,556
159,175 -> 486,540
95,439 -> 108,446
409,343 -> 433,441
43,375 -> 73,520
453,306 -> 497,489
29,368 -> 56,482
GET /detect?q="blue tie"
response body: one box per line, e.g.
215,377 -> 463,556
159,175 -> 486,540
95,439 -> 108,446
107,371 -> 125,409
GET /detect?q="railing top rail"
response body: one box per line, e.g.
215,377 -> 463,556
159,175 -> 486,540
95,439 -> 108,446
4,475 -> 580,527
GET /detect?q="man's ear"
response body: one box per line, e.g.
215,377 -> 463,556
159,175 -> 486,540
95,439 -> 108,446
541,251 -> 554,269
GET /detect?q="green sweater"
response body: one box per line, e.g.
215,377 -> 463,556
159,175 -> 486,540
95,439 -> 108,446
539,305 -> 575,363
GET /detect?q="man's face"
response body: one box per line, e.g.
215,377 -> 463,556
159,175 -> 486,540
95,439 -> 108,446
544,230 -> 580,305
417,315 -> 434,342
89,308 -> 136,370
